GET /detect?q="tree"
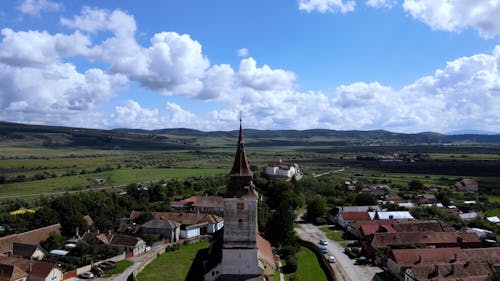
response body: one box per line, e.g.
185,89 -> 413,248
408,180 -> 424,191
488,271 -> 500,281
41,232 -> 63,251
306,195 -> 327,222
436,190 -> 451,206
355,193 -> 377,206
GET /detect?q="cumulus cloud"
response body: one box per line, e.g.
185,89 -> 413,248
298,0 -> 356,14
366,0 -> 396,9
206,46 -> 500,133
403,0 -> 500,39
62,7 -> 209,95
0,28 -> 90,67
18,0 -> 60,16
107,100 -> 208,130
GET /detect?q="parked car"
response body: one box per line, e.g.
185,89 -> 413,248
79,272 -> 94,279
99,261 -> 117,270
319,239 -> 328,245
328,256 -> 336,263
321,247 -> 328,254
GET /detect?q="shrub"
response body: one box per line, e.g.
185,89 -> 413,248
286,255 -> 298,273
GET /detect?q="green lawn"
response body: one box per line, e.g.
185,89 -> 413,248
319,226 -> 349,248
137,241 -> 209,281
282,247 -> 328,281
486,208 -> 500,217
106,260 -> 133,276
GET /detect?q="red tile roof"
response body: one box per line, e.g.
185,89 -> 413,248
370,232 -> 481,249
341,211 -> 371,221
391,247 -> 465,266
0,224 -> 61,254
407,262 -> 492,281
257,234 -> 275,275
463,247 -> 500,263
392,220 -> 447,232
0,256 -> 59,278
0,263 -> 28,281
130,211 -> 223,226
359,224 -> 396,236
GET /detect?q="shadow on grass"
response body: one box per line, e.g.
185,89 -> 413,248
185,248 -> 210,281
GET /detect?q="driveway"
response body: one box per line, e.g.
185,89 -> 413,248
295,223 -> 383,281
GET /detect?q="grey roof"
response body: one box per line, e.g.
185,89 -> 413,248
12,243 -> 39,258
142,219 -> 180,230
340,205 -> 381,212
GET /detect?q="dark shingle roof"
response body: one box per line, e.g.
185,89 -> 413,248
12,243 -> 39,259
142,219 -> 180,229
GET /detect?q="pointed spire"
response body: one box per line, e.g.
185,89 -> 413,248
229,115 -> 253,177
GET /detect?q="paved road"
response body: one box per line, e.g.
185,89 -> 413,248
295,223 -> 382,281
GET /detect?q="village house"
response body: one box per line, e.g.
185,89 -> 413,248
0,224 -> 61,256
141,219 -> 181,243
368,211 -> 414,221
387,247 -> 466,280
264,158 -> 302,180
130,211 -> 224,238
170,195 -> 224,216
81,232 -> 146,257
0,256 -> 63,281
363,231 -> 482,259
12,243 -> 45,260
452,178 -> 478,192
0,263 -> 28,281
344,180 -> 357,191
403,262 -> 493,281
329,205 -> 381,224
108,234 -> 146,257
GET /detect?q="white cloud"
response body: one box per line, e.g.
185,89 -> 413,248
366,0 -> 396,9
207,46 -> 500,133
298,0 -> 356,14
403,0 -> 500,39
109,100 -> 163,129
0,28 -> 90,67
237,58 -> 296,91
238,48 -> 248,57
63,7 -> 209,95
61,7 -> 136,37
18,0 -> 60,16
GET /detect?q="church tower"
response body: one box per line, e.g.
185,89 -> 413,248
220,119 -> 263,280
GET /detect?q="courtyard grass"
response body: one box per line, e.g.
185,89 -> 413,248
319,226 -> 350,248
106,260 -> 133,276
282,246 -> 328,281
137,241 -> 209,281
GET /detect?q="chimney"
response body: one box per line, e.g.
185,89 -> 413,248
416,255 -> 422,264
76,227 -> 79,238
450,253 -> 458,263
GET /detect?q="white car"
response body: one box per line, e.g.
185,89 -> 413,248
79,272 -> 94,279
328,256 -> 336,263
319,239 -> 328,245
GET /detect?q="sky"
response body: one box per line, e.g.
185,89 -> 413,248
0,0 -> 499,133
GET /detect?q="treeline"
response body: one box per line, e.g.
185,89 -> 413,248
0,176 -> 226,237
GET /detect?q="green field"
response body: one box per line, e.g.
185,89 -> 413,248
137,241 -> 209,281
0,168 -> 224,199
283,247 -> 328,281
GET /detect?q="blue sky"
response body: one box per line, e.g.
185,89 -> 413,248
0,0 -> 499,132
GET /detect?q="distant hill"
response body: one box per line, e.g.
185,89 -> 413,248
1,121 -> 500,150
446,129 -> 499,135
